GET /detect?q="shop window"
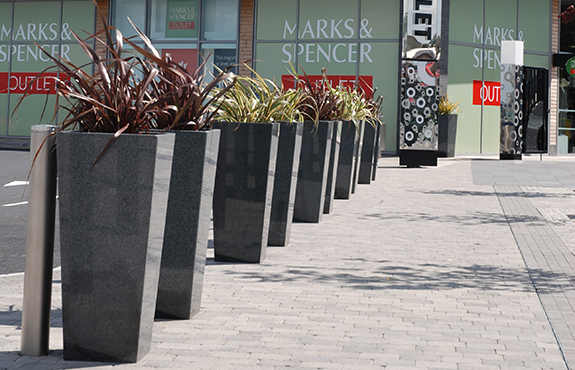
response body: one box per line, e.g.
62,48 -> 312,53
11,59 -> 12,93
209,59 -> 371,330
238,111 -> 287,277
112,0 -> 238,79
200,43 -> 236,78
560,1 -> 575,153
113,0 -> 146,38
202,0 -> 238,40
0,0 -> 96,139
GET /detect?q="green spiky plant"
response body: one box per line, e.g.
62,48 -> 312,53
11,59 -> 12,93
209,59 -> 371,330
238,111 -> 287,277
438,95 -> 462,115
214,66 -> 303,123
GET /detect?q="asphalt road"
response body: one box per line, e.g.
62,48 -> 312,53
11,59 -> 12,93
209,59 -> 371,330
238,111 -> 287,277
0,149 -> 60,274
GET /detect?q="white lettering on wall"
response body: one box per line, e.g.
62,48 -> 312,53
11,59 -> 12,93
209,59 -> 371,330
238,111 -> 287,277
472,24 -> 525,46
283,18 -> 372,40
280,42 -> 372,64
280,18 -> 373,64
0,22 -> 70,41
0,43 -> 72,63
283,20 -> 297,38
471,24 -> 525,70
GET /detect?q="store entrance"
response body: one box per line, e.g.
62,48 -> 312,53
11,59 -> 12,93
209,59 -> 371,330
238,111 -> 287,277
522,67 -> 549,154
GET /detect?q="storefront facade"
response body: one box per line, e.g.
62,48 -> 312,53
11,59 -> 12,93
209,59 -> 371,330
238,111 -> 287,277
0,0 -> 562,156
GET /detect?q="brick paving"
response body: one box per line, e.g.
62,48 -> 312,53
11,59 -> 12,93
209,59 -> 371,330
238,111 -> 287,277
1,156 -> 575,369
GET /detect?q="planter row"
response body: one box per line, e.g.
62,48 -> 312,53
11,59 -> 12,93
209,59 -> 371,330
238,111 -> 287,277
55,119 -> 381,363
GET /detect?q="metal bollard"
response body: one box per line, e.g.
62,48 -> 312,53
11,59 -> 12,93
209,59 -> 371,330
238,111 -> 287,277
21,125 -> 58,356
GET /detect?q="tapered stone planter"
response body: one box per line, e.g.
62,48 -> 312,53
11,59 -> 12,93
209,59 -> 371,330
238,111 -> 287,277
268,122 -> 303,246
57,131 -> 175,363
335,120 -> 359,199
351,120 -> 365,194
293,121 -> 334,223
155,129 -> 220,320
212,122 -> 279,263
358,120 -> 379,184
324,121 -> 341,214
438,114 -> 457,157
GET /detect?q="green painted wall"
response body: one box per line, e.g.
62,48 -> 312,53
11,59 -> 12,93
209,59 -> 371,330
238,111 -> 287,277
448,0 -> 551,154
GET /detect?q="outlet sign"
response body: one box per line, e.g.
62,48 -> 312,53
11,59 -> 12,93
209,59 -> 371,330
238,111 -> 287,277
281,74 -> 373,94
472,80 -> 500,106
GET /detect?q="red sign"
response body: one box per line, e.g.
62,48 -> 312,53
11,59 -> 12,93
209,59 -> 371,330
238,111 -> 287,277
162,48 -> 198,73
473,80 -> 500,106
281,74 -> 373,95
168,21 -> 195,30
0,72 -> 64,95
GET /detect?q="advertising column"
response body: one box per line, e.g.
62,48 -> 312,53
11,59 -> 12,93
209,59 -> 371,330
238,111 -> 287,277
399,0 -> 441,167
499,40 -> 524,160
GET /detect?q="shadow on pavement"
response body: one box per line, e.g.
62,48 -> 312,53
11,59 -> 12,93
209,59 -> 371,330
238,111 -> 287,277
0,306 -> 62,329
221,259 -> 575,294
356,211 -> 541,226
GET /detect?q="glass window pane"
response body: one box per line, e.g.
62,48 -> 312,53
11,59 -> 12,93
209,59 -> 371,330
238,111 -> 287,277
202,0 -> 238,40
113,0 -> 146,39
0,2 -> 13,42
449,0 -> 484,45
361,0 -> 399,40
558,111 -> 575,153
63,0 -> 96,39
559,67 -> 575,110
13,2 -> 60,42
519,0 -> 549,54
256,0 -> 296,41
200,44 -> 236,78
299,0 -> 357,41
151,0 -> 199,40
0,94 -> 6,137
0,2 -> 11,135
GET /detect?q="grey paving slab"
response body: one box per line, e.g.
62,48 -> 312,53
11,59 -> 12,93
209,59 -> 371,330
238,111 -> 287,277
1,157 -> 574,369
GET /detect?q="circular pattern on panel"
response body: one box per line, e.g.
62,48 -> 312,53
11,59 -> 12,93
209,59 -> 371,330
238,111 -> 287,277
399,61 -> 438,149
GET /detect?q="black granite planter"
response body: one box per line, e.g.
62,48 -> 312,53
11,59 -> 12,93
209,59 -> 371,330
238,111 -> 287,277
268,122 -> 303,246
323,121 -> 341,214
57,131 -> 174,363
351,120 -> 365,194
293,121 -> 333,223
155,129 -> 220,320
335,121 -> 359,199
358,120 -> 379,184
212,122 -> 279,263
438,114 -> 458,157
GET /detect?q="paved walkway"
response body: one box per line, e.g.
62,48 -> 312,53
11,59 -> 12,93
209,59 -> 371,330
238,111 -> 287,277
2,156 -> 575,369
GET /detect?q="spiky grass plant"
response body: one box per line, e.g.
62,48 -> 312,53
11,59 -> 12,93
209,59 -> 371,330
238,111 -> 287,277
215,66 -> 303,123
291,67 -> 343,123
438,95 -> 462,115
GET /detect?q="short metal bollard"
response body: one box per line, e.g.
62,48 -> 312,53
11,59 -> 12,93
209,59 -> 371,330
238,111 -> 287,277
21,125 -> 58,356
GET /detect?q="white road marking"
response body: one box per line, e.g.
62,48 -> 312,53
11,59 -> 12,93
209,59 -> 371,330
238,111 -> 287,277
2,201 -> 28,207
4,181 -> 28,187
